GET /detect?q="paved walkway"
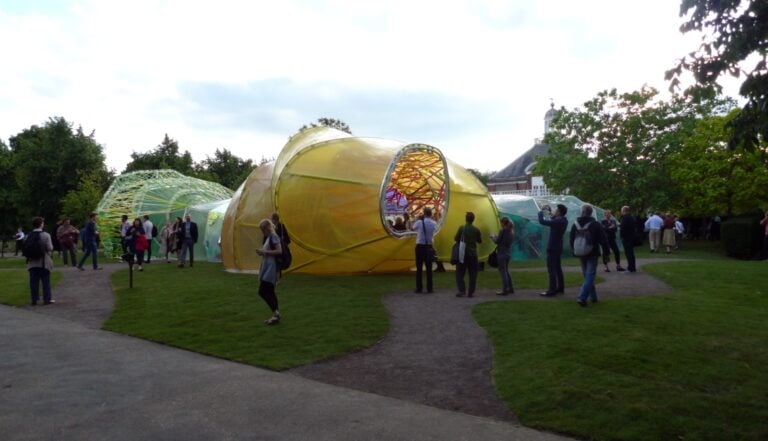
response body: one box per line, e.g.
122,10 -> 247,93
0,258 -> 675,440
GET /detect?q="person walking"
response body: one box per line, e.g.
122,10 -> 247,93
674,215 -> 685,250
644,212 -> 663,252
570,204 -> 608,307
538,203 -> 568,296
662,213 -> 677,254
77,212 -> 101,271
600,210 -> 624,272
455,211 -> 482,297
492,216 -> 515,295
56,218 -> 79,267
177,214 -> 198,268
142,215 -> 154,263
26,217 -> 55,306
14,227 -> 25,256
413,207 -> 437,294
256,219 -> 282,325
619,206 -> 637,272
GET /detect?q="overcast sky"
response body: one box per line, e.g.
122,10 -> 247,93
0,0 -> 738,174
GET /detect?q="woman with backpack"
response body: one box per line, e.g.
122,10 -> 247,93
126,218 -> 148,271
255,218 -> 282,325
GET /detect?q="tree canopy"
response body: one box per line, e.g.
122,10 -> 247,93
297,117 -> 352,135
534,87 -> 740,215
124,134 -> 195,176
195,148 -> 254,190
668,0 -> 768,149
8,117 -> 111,229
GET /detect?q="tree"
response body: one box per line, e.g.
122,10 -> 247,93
194,148 -> 254,190
0,140 -> 19,239
534,87 -> 734,213
670,109 -> 768,216
466,168 -> 496,186
296,117 -> 353,135
9,117 -> 109,226
124,134 -> 195,175
60,172 -> 107,225
668,0 -> 768,149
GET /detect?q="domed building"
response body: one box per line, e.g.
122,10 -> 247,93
487,103 -> 557,196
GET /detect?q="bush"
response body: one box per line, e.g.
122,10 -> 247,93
721,211 -> 764,259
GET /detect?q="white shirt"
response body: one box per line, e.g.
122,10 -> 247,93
645,215 -> 663,230
143,220 -> 154,238
675,221 -> 684,234
121,221 -> 130,237
414,217 -> 437,245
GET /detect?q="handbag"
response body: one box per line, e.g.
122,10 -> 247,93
451,227 -> 466,265
488,250 -> 498,268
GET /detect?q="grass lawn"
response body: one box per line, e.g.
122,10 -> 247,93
474,259 -> 768,441
105,262 -> 585,370
0,269 -> 63,306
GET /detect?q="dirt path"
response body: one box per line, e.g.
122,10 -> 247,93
291,258 -> 676,421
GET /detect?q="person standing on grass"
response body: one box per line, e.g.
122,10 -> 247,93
159,220 -> 173,263
120,214 -> 130,256
142,215 -> 154,263
600,210 -> 624,272
662,213 -> 677,254
674,215 -> 685,250
492,216 -> 515,295
413,207 -> 437,294
455,211 -> 482,298
538,203 -> 568,297
26,217 -> 55,306
256,219 -> 282,325
177,213 -> 198,268
126,218 -> 147,271
619,206 -> 637,272
570,204 -> 608,307
14,226 -> 25,256
56,218 -> 79,267
77,212 -> 102,271
645,212 -> 664,252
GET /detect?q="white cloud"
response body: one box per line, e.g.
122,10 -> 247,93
0,0 -> 742,175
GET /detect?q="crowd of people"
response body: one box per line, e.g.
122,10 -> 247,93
16,205 -> 768,320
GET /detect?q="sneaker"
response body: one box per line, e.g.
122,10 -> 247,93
577,300 -> 587,307
496,290 -> 509,296
616,267 -> 626,272
264,315 -> 280,325
540,291 -> 557,297
604,267 -> 611,272
455,292 -> 466,297
77,266 -> 85,271
138,266 -> 143,271
43,300 -> 56,305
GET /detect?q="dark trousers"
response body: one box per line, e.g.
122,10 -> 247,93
415,244 -> 433,292
179,238 -> 194,266
602,237 -> 621,266
622,239 -> 636,272
146,241 -> 152,262
29,268 -> 52,304
121,237 -> 128,254
259,280 -> 278,312
546,250 -> 564,293
78,242 -> 98,269
134,250 -> 145,266
61,243 -> 77,266
455,254 -> 479,294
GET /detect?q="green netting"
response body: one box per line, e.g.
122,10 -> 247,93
492,194 -> 607,259
96,170 -> 233,259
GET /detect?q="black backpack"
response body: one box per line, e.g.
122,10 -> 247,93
22,231 -> 46,260
269,235 -> 292,271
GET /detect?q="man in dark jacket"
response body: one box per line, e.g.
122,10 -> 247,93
77,212 -> 101,271
619,206 -> 637,272
538,203 -> 568,296
570,204 -> 608,307
177,213 -> 198,268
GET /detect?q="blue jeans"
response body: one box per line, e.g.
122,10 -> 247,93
497,255 -> 512,292
78,241 -> 98,269
29,268 -> 52,304
578,256 -> 599,303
